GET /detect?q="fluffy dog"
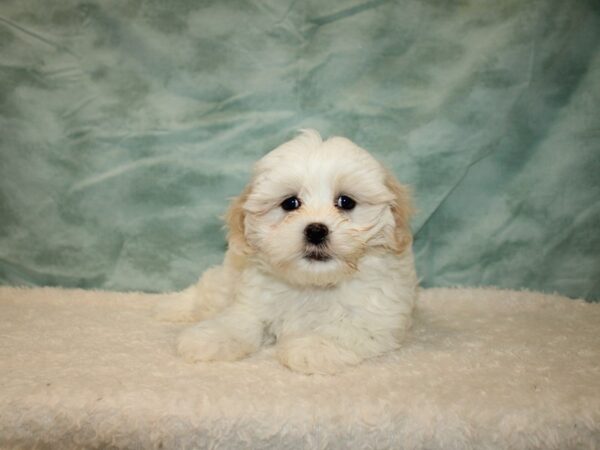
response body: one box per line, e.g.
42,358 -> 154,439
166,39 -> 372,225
156,130 -> 418,374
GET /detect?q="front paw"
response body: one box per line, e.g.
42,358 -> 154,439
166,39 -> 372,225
276,335 -> 361,375
177,324 -> 254,363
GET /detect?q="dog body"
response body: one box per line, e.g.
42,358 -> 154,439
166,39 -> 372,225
157,130 -> 417,374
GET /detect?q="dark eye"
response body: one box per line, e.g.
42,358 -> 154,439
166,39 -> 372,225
281,196 -> 301,211
336,195 -> 356,210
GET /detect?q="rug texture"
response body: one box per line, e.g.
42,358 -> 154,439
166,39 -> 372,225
0,286 -> 599,449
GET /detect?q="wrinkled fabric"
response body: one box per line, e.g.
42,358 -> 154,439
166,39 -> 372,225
0,0 -> 598,299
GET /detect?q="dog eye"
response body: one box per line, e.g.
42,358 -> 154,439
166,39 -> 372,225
336,195 -> 356,210
281,196 -> 301,211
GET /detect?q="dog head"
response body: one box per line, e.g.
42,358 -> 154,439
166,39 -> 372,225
225,130 -> 413,287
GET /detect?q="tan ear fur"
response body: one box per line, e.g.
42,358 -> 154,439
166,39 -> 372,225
384,169 -> 414,254
224,183 -> 253,256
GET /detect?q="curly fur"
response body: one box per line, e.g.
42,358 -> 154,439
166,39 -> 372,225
156,130 -> 418,374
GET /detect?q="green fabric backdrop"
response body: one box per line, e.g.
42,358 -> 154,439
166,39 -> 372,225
1,0 -> 598,300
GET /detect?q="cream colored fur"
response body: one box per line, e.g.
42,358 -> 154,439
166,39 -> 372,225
156,130 -> 418,374
1,286 -> 599,449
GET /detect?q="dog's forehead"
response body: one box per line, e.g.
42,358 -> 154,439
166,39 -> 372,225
244,134 -> 395,208
255,135 -> 382,180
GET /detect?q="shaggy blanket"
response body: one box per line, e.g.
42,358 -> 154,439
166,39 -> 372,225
0,286 -> 598,449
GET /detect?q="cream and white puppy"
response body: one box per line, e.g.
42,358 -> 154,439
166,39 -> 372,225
156,130 -> 418,374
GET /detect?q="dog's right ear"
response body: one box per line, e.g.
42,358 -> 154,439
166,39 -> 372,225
224,183 -> 253,256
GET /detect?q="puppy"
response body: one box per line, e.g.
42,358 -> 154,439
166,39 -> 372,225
156,130 -> 418,374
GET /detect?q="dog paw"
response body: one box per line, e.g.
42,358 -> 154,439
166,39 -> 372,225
276,335 -> 362,375
177,324 -> 254,363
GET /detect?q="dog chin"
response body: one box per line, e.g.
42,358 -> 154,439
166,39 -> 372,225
280,254 -> 351,287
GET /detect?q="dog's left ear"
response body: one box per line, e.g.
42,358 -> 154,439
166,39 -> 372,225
224,183 -> 253,256
383,169 -> 414,254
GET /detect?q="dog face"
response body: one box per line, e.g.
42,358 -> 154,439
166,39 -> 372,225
226,130 -> 413,287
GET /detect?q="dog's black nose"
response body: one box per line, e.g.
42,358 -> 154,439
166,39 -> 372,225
304,223 -> 329,245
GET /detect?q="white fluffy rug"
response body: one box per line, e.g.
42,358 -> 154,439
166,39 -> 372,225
0,286 -> 599,449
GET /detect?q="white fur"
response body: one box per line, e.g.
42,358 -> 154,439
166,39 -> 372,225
156,130 -> 418,374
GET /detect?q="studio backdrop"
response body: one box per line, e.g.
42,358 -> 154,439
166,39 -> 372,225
0,0 -> 598,300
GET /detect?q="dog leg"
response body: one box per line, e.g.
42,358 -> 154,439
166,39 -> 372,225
277,313 -> 410,375
154,266 -> 234,323
276,334 -> 362,375
177,304 -> 263,363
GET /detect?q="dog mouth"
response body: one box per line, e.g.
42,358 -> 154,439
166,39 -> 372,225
303,249 -> 332,262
